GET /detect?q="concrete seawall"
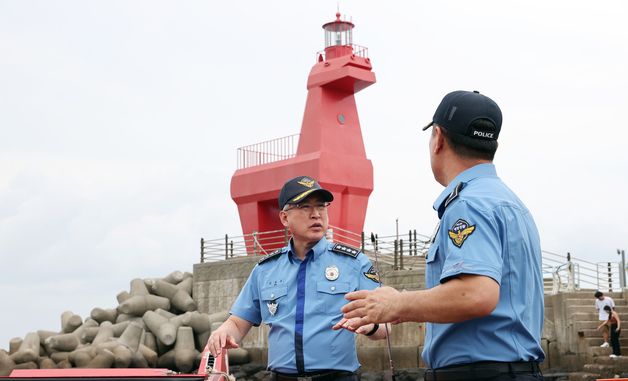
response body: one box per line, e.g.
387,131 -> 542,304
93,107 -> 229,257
193,256 -> 627,374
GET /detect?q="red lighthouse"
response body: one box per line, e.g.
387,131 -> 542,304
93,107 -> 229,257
230,12 -> 376,252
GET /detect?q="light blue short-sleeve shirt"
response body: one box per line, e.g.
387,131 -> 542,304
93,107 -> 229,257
422,163 -> 545,368
230,237 -> 379,373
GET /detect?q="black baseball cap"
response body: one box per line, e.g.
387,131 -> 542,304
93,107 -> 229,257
422,90 -> 502,141
278,176 -> 334,210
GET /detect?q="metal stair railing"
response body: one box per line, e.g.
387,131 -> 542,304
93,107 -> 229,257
542,250 -> 623,293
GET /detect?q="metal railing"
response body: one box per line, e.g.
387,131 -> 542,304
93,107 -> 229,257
543,250 -> 623,293
316,43 -> 369,62
200,228 -> 625,293
201,228 -> 290,262
236,134 -> 299,169
200,225 -> 431,271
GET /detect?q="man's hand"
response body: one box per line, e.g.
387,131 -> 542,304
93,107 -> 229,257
331,317 -> 378,335
207,328 -> 239,356
340,286 -> 402,330
205,316 -> 252,357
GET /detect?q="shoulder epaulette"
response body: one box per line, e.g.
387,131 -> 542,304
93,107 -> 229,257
331,243 -> 361,258
258,248 -> 287,264
438,182 -> 466,219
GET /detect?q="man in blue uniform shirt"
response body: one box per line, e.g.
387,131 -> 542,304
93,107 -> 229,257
207,176 -> 387,381
341,90 -> 545,380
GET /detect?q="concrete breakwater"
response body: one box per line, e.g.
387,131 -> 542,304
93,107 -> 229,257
0,271 -> 249,376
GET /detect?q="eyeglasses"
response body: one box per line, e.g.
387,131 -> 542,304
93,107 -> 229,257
284,202 -> 331,213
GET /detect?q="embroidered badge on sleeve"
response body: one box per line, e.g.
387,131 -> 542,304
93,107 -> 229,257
364,265 -> 380,283
448,219 -> 476,248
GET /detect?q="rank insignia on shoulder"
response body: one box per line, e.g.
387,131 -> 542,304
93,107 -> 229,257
364,265 -> 380,284
448,218 -> 476,248
438,182 -> 465,219
258,248 -> 286,264
331,243 -> 361,258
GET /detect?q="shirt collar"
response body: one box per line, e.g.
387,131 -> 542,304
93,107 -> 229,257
432,163 -> 497,213
288,236 -> 328,262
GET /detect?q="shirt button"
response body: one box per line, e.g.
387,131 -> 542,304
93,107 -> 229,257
331,286 -> 336,291
270,294 -> 275,298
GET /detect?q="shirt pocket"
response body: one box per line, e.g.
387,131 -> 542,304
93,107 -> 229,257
260,285 -> 288,323
425,244 -> 440,288
316,281 -> 352,315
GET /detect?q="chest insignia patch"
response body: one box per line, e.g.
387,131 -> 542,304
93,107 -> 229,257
364,265 -> 380,284
267,300 -> 278,316
325,265 -> 340,281
448,219 -> 476,248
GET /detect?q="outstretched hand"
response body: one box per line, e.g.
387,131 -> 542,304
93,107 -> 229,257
340,286 -> 402,331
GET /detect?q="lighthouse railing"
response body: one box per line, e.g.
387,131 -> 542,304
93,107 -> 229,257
316,43 -> 369,62
236,134 -> 300,169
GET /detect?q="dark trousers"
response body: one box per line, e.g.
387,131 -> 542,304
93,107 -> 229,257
610,324 -> 622,356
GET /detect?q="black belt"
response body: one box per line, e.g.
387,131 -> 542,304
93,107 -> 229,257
271,370 -> 358,381
424,361 -> 541,381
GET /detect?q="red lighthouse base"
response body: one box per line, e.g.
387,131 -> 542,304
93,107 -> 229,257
231,151 -> 373,252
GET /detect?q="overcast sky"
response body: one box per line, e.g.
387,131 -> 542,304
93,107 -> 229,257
1,0 -> 627,348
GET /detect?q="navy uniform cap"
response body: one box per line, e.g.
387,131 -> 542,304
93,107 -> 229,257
278,176 -> 333,210
423,90 -> 502,141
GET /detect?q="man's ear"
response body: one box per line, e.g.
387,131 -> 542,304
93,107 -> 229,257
433,126 -> 445,154
279,211 -> 289,227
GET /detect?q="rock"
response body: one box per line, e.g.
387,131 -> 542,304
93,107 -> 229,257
10,332 -> 40,364
157,349 -> 176,369
227,348 -> 250,365
117,291 -> 131,304
118,295 -> 170,316
147,280 -> 196,312
142,332 -> 158,353
111,321 -> 131,338
163,271 -> 184,285
138,344 -> 157,368
90,308 -> 118,324
174,327 -> 197,373
143,311 -> 176,346
188,311 -> 211,333
91,322 -> 114,345
87,348 -> 115,368
45,333 -> 80,352
118,322 -> 143,351
8,338 -> 22,355
69,347 -> 93,367
37,356 -> 57,369
61,311 -> 82,333
0,350 -> 16,376
129,278 -> 150,296
50,351 -> 70,363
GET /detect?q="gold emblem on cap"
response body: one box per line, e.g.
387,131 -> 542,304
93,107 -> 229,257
297,178 -> 315,188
